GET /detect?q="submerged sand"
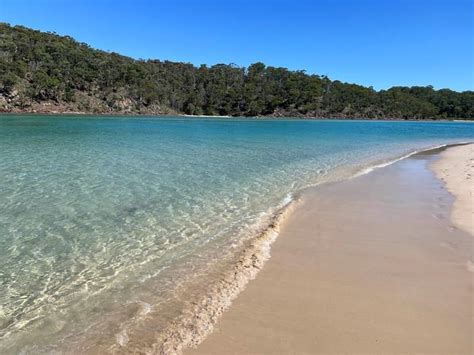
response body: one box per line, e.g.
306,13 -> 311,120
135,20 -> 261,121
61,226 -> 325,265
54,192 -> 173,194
188,144 -> 473,354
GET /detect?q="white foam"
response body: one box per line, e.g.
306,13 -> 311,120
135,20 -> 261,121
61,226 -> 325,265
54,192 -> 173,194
352,142 -> 471,178
155,197 -> 299,354
115,329 -> 129,347
279,193 -> 294,208
139,301 -> 152,315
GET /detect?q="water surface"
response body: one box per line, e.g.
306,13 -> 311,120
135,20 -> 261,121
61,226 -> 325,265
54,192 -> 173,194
0,116 -> 473,352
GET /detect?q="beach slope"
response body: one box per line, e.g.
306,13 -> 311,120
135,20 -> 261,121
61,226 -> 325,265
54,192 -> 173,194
188,144 -> 473,354
432,144 -> 473,236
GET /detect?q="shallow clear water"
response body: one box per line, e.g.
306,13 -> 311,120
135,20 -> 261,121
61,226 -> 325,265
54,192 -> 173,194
0,116 -> 473,352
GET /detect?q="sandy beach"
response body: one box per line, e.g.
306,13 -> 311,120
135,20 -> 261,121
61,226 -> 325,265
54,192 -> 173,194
432,144 -> 473,236
189,144 -> 473,354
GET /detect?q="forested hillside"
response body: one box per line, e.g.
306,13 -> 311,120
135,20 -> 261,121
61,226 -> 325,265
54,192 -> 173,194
1,23 -> 473,119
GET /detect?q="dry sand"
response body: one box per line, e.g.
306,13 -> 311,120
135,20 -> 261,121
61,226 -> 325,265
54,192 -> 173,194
432,144 -> 473,236
188,145 -> 473,354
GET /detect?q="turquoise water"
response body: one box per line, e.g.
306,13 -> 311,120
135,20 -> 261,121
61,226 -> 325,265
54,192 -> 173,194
0,115 -> 473,353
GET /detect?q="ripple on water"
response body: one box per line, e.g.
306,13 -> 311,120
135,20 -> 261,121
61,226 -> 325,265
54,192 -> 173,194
0,116 -> 473,352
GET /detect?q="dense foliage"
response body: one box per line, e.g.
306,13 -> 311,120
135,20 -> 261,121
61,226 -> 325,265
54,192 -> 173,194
1,23 -> 473,119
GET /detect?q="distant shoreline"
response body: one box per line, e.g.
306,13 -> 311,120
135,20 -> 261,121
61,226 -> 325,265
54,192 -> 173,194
2,23 -> 472,122
0,111 -> 472,122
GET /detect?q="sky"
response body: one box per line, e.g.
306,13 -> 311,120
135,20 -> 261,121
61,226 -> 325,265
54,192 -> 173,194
0,0 -> 472,92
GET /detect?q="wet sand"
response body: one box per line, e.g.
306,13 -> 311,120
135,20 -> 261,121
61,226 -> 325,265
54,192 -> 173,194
433,144 -> 473,236
188,145 -> 473,354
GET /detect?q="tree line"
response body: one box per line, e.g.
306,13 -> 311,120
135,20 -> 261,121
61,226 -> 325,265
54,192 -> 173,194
0,23 -> 473,119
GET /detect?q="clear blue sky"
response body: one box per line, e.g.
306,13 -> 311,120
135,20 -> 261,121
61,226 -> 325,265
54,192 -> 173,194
1,0 -> 472,91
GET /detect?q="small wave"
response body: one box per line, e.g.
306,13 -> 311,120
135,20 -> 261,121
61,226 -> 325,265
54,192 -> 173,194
278,193 -> 293,208
149,195 -> 298,355
353,142 -> 472,178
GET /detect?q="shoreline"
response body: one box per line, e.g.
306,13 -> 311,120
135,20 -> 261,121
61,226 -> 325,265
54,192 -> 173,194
154,197 -> 298,354
0,112 -> 473,122
187,143 -> 473,354
432,144 -> 473,236
67,142 -> 471,354
149,143 -> 472,354
154,143 -> 469,354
